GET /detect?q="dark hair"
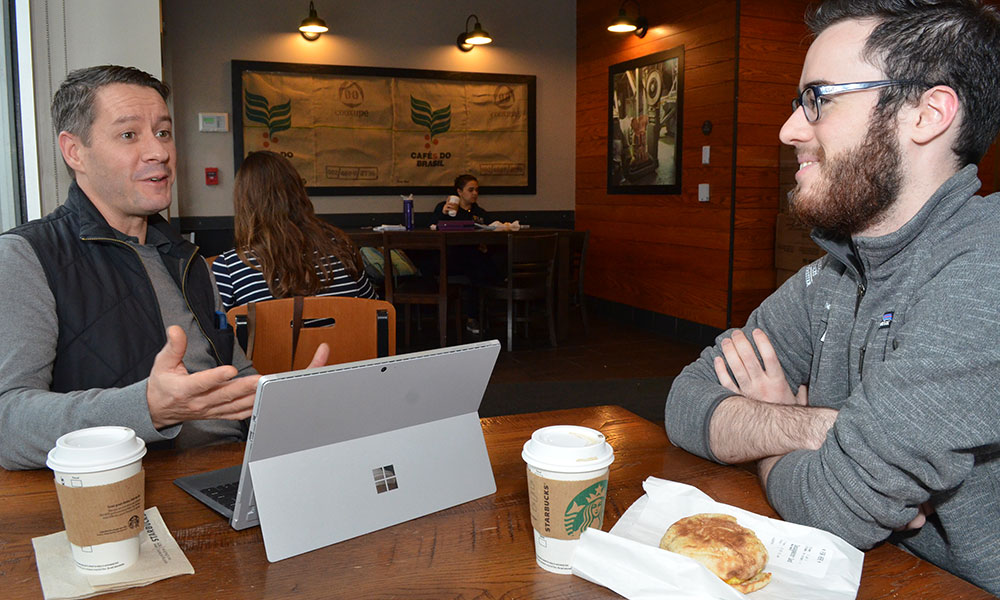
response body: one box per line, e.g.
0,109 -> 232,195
805,0 -> 1000,166
51,65 -> 170,176
233,151 -> 364,298
454,174 -> 479,193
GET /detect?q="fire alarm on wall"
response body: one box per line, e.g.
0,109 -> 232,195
205,167 -> 219,185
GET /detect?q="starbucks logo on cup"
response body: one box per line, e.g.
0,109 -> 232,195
563,480 -> 607,536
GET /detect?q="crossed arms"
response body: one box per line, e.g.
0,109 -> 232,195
708,328 -> 836,467
666,260 -> 1000,547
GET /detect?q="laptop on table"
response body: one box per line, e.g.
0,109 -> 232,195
174,340 -> 500,561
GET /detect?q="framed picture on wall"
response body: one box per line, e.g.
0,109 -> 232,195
232,60 -> 536,196
607,46 -> 684,195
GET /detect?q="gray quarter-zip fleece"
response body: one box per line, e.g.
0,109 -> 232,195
665,164 -> 1000,595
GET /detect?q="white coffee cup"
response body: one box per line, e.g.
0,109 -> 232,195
444,195 -> 460,217
46,426 -> 147,574
522,425 -> 614,574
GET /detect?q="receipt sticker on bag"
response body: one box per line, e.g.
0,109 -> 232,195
571,477 -> 864,600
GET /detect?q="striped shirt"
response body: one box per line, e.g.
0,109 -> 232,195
211,248 -> 377,312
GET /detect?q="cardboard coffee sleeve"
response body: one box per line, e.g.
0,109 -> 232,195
526,468 -> 608,541
55,470 -> 145,547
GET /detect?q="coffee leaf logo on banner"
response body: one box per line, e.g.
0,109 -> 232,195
410,96 -> 451,149
563,480 -> 607,536
244,90 -> 291,149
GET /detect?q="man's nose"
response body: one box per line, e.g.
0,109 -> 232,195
779,105 -> 812,147
141,133 -> 171,162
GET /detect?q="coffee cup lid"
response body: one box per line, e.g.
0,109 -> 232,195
46,426 -> 147,473
521,425 -> 614,473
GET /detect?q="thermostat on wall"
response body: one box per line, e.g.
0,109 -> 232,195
198,112 -> 229,133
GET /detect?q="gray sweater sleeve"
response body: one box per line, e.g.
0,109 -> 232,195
765,248 -> 1000,549
0,235 -> 183,470
664,263 -> 819,462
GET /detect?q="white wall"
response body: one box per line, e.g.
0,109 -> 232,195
26,0 -> 163,216
161,0 -> 577,218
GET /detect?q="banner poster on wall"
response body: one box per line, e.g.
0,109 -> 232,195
240,70 -> 530,190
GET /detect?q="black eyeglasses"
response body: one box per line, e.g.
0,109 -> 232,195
791,80 -> 921,122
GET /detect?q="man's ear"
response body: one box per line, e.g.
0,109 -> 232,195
908,85 -> 960,145
57,131 -> 85,173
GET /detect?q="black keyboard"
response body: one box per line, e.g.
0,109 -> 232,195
200,481 -> 240,511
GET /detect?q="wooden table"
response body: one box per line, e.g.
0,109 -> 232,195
1,406 -> 992,599
347,228 -> 574,341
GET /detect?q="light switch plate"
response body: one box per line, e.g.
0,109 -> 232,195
701,146 -> 710,165
698,183 -> 710,202
198,112 -> 229,133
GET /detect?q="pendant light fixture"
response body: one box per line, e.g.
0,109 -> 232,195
608,0 -> 648,38
299,1 -> 329,41
457,14 -> 493,52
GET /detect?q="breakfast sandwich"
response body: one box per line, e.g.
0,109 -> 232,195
659,513 -> 772,594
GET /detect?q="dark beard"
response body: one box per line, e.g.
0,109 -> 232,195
789,114 -> 902,238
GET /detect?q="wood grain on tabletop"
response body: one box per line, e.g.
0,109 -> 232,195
0,406 -> 994,599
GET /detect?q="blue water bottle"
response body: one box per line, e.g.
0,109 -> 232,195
402,194 -> 414,230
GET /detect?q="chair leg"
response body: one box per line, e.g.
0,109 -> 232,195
455,294 -> 463,345
547,292 -> 558,348
442,301 -> 448,348
479,295 -> 487,339
403,304 -> 412,348
507,295 -> 514,351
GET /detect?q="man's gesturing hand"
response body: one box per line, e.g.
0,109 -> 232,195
147,326 -> 261,429
714,328 -> 807,406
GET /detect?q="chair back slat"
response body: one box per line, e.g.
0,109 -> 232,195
226,296 -> 396,374
477,233 -> 558,350
507,233 -> 557,299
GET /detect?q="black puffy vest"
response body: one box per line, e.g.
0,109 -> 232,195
6,182 -> 233,392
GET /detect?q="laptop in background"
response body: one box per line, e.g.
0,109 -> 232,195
174,340 -> 501,556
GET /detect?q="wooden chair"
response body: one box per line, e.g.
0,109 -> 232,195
478,233 -> 558,351
569,230 -> 590,335
382,231 -> 461,348
226,296 -> 396,374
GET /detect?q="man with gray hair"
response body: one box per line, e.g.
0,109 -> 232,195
0,65 -> 327,470
666,1 -> 1000,594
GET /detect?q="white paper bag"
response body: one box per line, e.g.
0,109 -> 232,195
572,477 -> 863,600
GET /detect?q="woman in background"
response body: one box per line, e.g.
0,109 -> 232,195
212,151 -> 376,311
432,173 -> 500,336
434,174 -> 491,224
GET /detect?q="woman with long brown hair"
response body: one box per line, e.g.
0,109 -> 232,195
211,151 -> 376,311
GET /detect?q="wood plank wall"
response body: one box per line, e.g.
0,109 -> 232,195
577,0 -> 740,330
731,1 -> 812,324
577,0 -> 1000,331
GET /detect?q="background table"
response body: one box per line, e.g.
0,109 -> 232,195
348,228 -> 575,340
1,406 -> 993,599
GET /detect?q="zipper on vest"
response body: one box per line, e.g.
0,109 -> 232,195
854,281 -> 866,317
180,246 -> 226,366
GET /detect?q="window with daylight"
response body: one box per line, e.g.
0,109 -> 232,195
0,1 -> 25,231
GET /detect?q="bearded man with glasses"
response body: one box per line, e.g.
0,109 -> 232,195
665,1 -> 1000,595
